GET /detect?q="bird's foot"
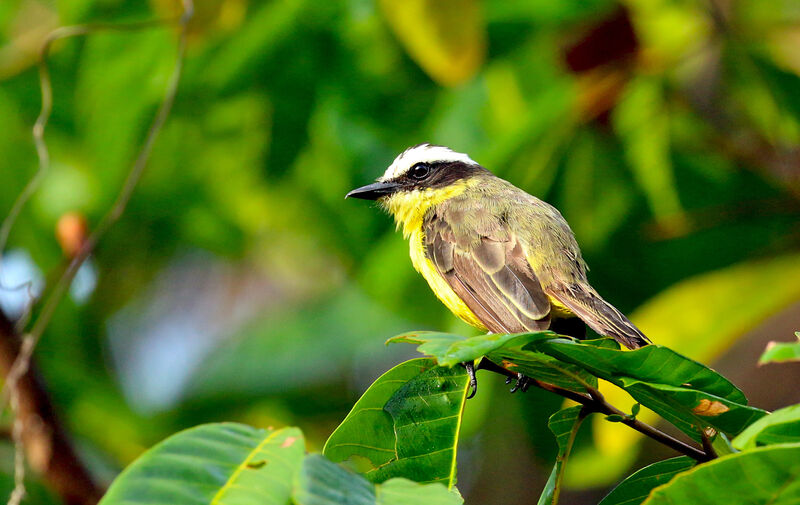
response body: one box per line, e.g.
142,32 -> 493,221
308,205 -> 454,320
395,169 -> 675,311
462,362 -> 478,399
505,373 -> 532,393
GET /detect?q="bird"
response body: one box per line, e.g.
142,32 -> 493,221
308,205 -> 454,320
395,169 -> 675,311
346,143 -> 650,395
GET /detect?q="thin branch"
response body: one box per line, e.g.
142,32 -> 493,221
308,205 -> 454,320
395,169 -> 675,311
0,17 -> 181,265
2,0 -> 194,408
476,359 -> 712,462
0,311 -> 103,505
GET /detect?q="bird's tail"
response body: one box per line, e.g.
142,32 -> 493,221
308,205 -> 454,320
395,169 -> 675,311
547,283 -> 651,349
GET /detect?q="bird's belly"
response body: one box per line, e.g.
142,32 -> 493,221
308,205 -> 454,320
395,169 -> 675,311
409,230 -> 488,331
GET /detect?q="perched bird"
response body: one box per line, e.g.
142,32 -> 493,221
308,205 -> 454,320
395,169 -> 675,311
347,144 -> 650,394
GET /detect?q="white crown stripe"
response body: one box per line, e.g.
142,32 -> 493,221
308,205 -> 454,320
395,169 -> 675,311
379,144 -> 478,181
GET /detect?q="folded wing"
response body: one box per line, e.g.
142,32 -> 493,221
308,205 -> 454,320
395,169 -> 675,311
424,213 -> 551,334
545,283 -> 651,349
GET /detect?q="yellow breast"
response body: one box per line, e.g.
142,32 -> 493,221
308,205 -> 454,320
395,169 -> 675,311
408,228 -> 487,330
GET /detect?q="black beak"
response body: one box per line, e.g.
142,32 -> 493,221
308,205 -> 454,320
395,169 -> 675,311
345,181 -> 400,200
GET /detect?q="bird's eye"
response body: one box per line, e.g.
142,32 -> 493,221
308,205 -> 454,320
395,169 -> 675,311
409,163 -> 430,180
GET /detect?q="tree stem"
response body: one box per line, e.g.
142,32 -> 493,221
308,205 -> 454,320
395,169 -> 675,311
476,359 -> 712,462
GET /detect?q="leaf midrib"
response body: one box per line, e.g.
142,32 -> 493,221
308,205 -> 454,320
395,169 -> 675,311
209,429 -> 281,505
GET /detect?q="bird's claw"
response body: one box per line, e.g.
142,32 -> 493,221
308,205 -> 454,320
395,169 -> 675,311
462,362 -> 478,399
508,373 -> 531,394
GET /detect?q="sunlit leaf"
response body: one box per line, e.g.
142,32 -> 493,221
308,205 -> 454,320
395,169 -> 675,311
733,404 -> 800,450
324,358 -> 469,487
598,457 -> 695,505
642,443 -> 800,505
759,332 -> 800,365
537,406 -> 586,505
99,424 -> 305,505
293,454 -> 463,505
378,0 -> 485,86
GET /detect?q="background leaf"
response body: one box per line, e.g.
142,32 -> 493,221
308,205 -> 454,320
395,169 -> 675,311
642,443 -> 800,505
99,424 -> 305,505
537,406 -> 587,505
734,404 -> 800,450
378,0 -> 485,86
293,454 -> 463,505
597,457 -> 695,505
759,332 -> 800,365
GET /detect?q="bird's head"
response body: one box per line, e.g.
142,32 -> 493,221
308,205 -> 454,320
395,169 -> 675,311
346,144 -> 487,234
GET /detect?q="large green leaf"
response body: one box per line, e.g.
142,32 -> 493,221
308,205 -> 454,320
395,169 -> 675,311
537,406 -> 587,505
99,424 -> 305,505
759,332 -> 800,365
535,338 -> 744,402
642,443 -> 800,505
734,404 -> 800,450
528,338 -> 767,440
323,358 -> 469,487
293,454 -> 463,505
388,331 -> 597,392
598,457 -> 695,505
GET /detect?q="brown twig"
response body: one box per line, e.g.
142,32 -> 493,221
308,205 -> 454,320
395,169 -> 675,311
0,311 -> 103,505
476,359 -> 712,462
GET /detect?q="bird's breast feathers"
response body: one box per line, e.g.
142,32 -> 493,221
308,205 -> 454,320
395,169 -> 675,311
408,226 -> 489,330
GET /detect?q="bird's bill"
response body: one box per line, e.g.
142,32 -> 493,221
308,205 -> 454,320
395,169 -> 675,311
345,181 -> 400,200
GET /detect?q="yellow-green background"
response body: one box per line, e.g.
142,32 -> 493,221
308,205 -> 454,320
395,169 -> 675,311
1,0 -> 799,503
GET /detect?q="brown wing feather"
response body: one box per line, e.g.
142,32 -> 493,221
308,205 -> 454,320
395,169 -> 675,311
424,212 -> 551,334
545,283 -> 650,349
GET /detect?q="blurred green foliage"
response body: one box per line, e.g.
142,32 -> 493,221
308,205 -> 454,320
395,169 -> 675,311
1,0 -> 800,503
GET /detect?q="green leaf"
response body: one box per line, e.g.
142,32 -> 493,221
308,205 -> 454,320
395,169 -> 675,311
293,454 -> 463,505
99,424 -> 305,505
386,331 -> 526,367
733,404 -> 800,450
759,332 -> 800,365
389,331 -> 597,392
710,432 -> 736,457
486,337 -> 598,393
528,338 -> 767,440
598,457 -> 695,505
538,406 -> 587,505
614,379 -> 764,442
324,358 -> 469,487
642,443 -> 800,505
